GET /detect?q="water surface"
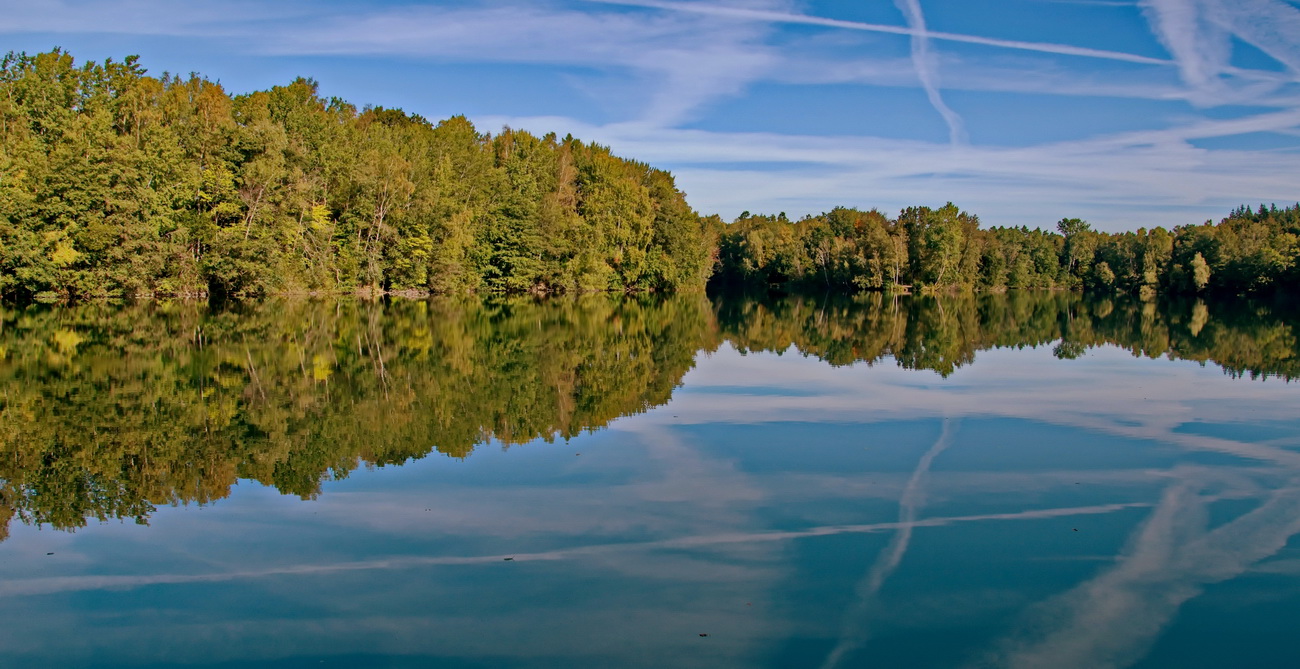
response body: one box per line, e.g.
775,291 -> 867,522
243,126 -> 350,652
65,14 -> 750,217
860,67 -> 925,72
2,292 -> 1299,668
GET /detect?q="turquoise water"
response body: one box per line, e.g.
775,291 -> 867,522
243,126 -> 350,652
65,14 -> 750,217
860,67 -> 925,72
2,293 -> 1299,668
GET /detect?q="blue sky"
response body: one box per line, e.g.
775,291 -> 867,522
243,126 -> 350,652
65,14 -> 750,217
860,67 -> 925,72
5,0 -> 1300,231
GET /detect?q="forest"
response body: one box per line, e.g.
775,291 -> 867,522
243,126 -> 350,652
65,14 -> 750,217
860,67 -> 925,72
712,204 -> 1300,296
0,50 -> 718,299
1,49 -> 1297,300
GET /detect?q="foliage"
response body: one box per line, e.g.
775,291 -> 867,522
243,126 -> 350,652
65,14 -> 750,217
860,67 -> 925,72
4,49 -> 1294,302
0,50 -> 714,300
711,204 -> 1300,297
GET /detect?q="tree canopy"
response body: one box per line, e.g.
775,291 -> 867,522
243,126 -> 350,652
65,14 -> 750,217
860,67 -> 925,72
0,50 -> 716,300
2,49 -> 1296,301
711,204 -> 1300,296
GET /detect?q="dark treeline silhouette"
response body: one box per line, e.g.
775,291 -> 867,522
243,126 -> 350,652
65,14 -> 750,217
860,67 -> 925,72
0,50 -> 717,300
712,204 -> 1300,295
1,291 -> 1297,540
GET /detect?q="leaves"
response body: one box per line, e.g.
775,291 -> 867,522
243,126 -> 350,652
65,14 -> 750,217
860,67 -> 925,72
713,203 -> 1300,297
0,50 -> 714,300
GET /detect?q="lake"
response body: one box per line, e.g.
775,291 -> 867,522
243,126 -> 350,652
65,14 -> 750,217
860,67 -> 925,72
2,292 -> 1299,668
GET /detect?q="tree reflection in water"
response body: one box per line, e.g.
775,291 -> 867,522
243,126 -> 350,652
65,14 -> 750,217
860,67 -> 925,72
0,290 -> 1296,539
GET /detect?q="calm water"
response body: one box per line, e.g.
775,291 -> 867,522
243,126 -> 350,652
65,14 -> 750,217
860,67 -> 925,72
2,292 -> 1300,668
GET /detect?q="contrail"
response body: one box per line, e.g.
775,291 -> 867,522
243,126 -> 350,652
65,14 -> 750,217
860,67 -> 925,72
1,499 -> 1147,598
989,479 -> 1300,669
1202,0 -> 1300,75
820,417 -> 959,669
894,0 -> 967,145
1140,0 -> 1300,100
586,0 -> 1173,65
1139,0 -> 1231,98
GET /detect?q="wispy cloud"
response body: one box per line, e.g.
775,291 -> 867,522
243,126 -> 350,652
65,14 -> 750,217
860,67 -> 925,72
779,52 -> 1190,102
479,110 -> 1300,228
590,0 -> 1174,65
893,0 -> 967,145
3,0 -> 297,36
0,502 -> 1143,597
6,0 -> 784,127
1141,0 -> 1300,103
1033,0 -> 1139,5
987,475 -> 1300,669
264,2 -> 782,126
1140,0 -> 1236,102
5,0 -> 1299,225
821,417 -> 959,669
1205,0 -> 1300,74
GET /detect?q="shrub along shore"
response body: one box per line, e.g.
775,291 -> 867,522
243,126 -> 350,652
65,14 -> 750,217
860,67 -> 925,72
2,50 -> 1296,301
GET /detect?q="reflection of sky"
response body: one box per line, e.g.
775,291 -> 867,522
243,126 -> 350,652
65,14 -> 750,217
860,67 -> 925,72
2,344 -> 1300,667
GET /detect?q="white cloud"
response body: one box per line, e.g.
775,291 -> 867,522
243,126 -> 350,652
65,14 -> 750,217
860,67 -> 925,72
591,0 -> 1173,65
988,476 -> 1300,669
893,0 -> 968,145
821,416 -> 959,669
4,0 -> 786,127
1204,0 -> 1300,74
5,0 -> 1299,227
2,0 -> 296,36
0,502 -> 1146,597
257,1 -> 786,126
476,110 -> 1300,228
1141,0 -> 1300,104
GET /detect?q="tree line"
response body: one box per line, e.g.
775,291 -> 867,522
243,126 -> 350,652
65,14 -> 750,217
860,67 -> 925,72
0,50 -> 718,300
712,203 -> 1300,295
2,49 -> 1296,301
